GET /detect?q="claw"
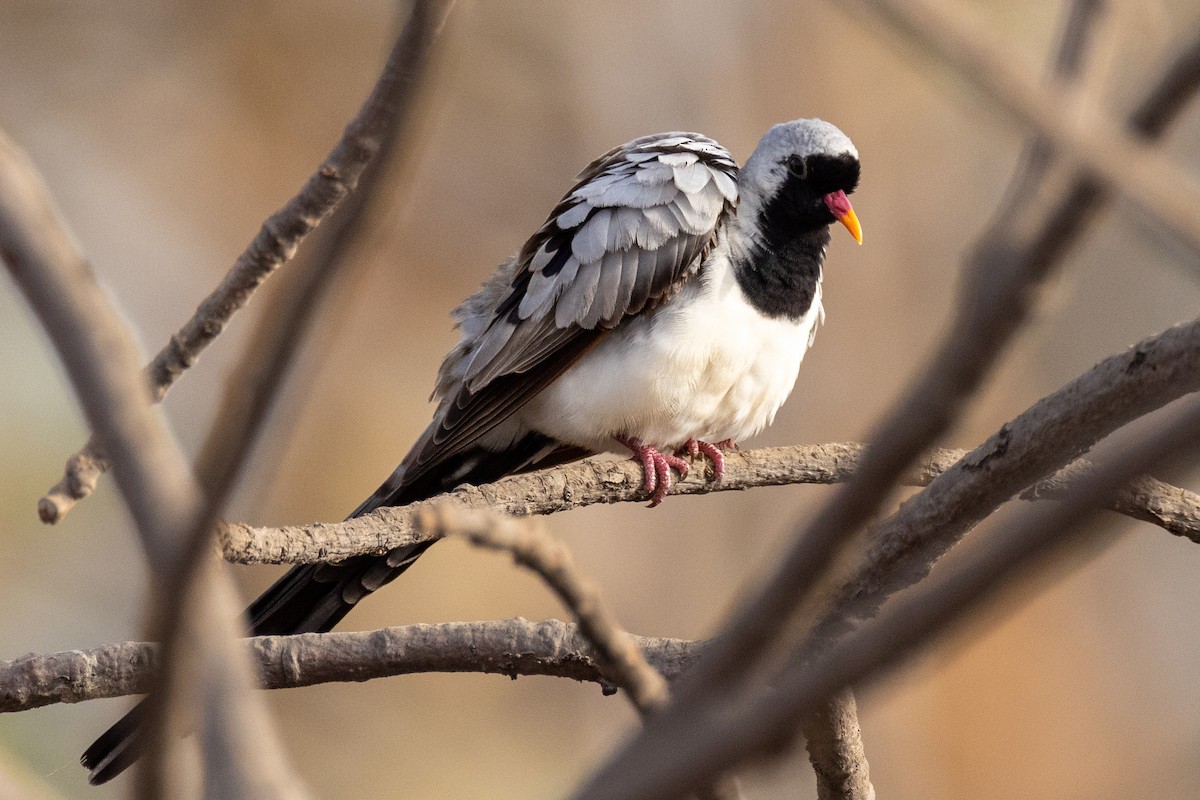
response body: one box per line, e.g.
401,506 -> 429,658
680,438 -> 736,483
618,436 -> 690,507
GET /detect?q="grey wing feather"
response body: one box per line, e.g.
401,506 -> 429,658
555,259 -> 601,328
671,161 -> 713,194
637,205 -> 678,249
612,247 -> 643,322
572,209 -> 612,263
586,248 -> 626,328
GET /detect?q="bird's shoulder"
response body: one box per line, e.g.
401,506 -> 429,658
437,132 -> 740,398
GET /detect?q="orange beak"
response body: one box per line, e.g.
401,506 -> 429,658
823,189 -> 863,245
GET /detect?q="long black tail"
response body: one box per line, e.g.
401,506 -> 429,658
81,433 -> 582,785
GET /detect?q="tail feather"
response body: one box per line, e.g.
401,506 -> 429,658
80,702 -> 146,785
82,434 -> 578,785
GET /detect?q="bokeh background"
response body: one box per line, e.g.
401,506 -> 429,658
2,1 -> 1200,798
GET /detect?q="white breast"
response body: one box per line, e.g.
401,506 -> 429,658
518,247 -> 823,453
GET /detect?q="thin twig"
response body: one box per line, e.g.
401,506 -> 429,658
802,689 -> 875,800
989,0 -> 1109,225
36,2 -> 451,525
0,130 -> 304,798
0,620 -> 701,712
800,4 -> 1108,794
418,505 -> 670,716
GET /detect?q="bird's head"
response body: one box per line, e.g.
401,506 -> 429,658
738,118 -> 862,246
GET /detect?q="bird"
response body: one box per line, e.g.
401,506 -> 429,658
82,117 -> 862,784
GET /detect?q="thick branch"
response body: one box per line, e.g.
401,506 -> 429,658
0,130 -> 302,797
799,4 -> 1106,797
0,620 -> 701,712
585,397 -> 1200,800
0,131 -> 201,571
136,5 -> 451,793
37,2 -> 451,524
221,434 -> 1200,565
812,317 -> 1200,648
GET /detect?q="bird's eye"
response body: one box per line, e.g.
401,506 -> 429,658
786,156 -> 808,180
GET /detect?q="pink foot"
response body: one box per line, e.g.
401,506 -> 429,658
617,436 -> 690,507
681,438 -> 736,483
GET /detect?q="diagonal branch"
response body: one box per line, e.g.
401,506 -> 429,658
37,1 -> 453,524
800,3 -> 1114,796
120,5 -> 455,794
577,396 -> 1200,800
0,129 -> 304,798
418,505 -> 670,716
807,318 -> 1200,651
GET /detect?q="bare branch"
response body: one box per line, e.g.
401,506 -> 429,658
0,131 -> 200,570
36,0 -> 452,524
219,443 -> 867,564
802,690 -> 874,800
812,317 -> 1200,649
221,427 -> 1200,566
167,564 -> 310,800
802,3 -> 1106,792
120,5 -> 454,794
0,130 -> 303,797
1128,28 -> 1200,137
988,0 -> 1110,227
419,506 -> 670,716
0,620 -> 701,712
577,394 -> 1200,800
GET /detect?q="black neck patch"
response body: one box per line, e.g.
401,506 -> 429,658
733,152 -> 858,321
732,227 -> 829,320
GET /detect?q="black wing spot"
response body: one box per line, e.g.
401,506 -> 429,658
494,257 -> 540,323
540,235 -> 574,277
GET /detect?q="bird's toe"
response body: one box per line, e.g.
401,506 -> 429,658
682,438 -> 735,483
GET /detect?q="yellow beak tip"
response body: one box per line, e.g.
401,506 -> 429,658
840,209 -> 863,245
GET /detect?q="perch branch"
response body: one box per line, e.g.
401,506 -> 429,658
222,428 -> 1200,566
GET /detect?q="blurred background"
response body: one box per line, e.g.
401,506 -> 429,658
2,1 -> 1200,798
